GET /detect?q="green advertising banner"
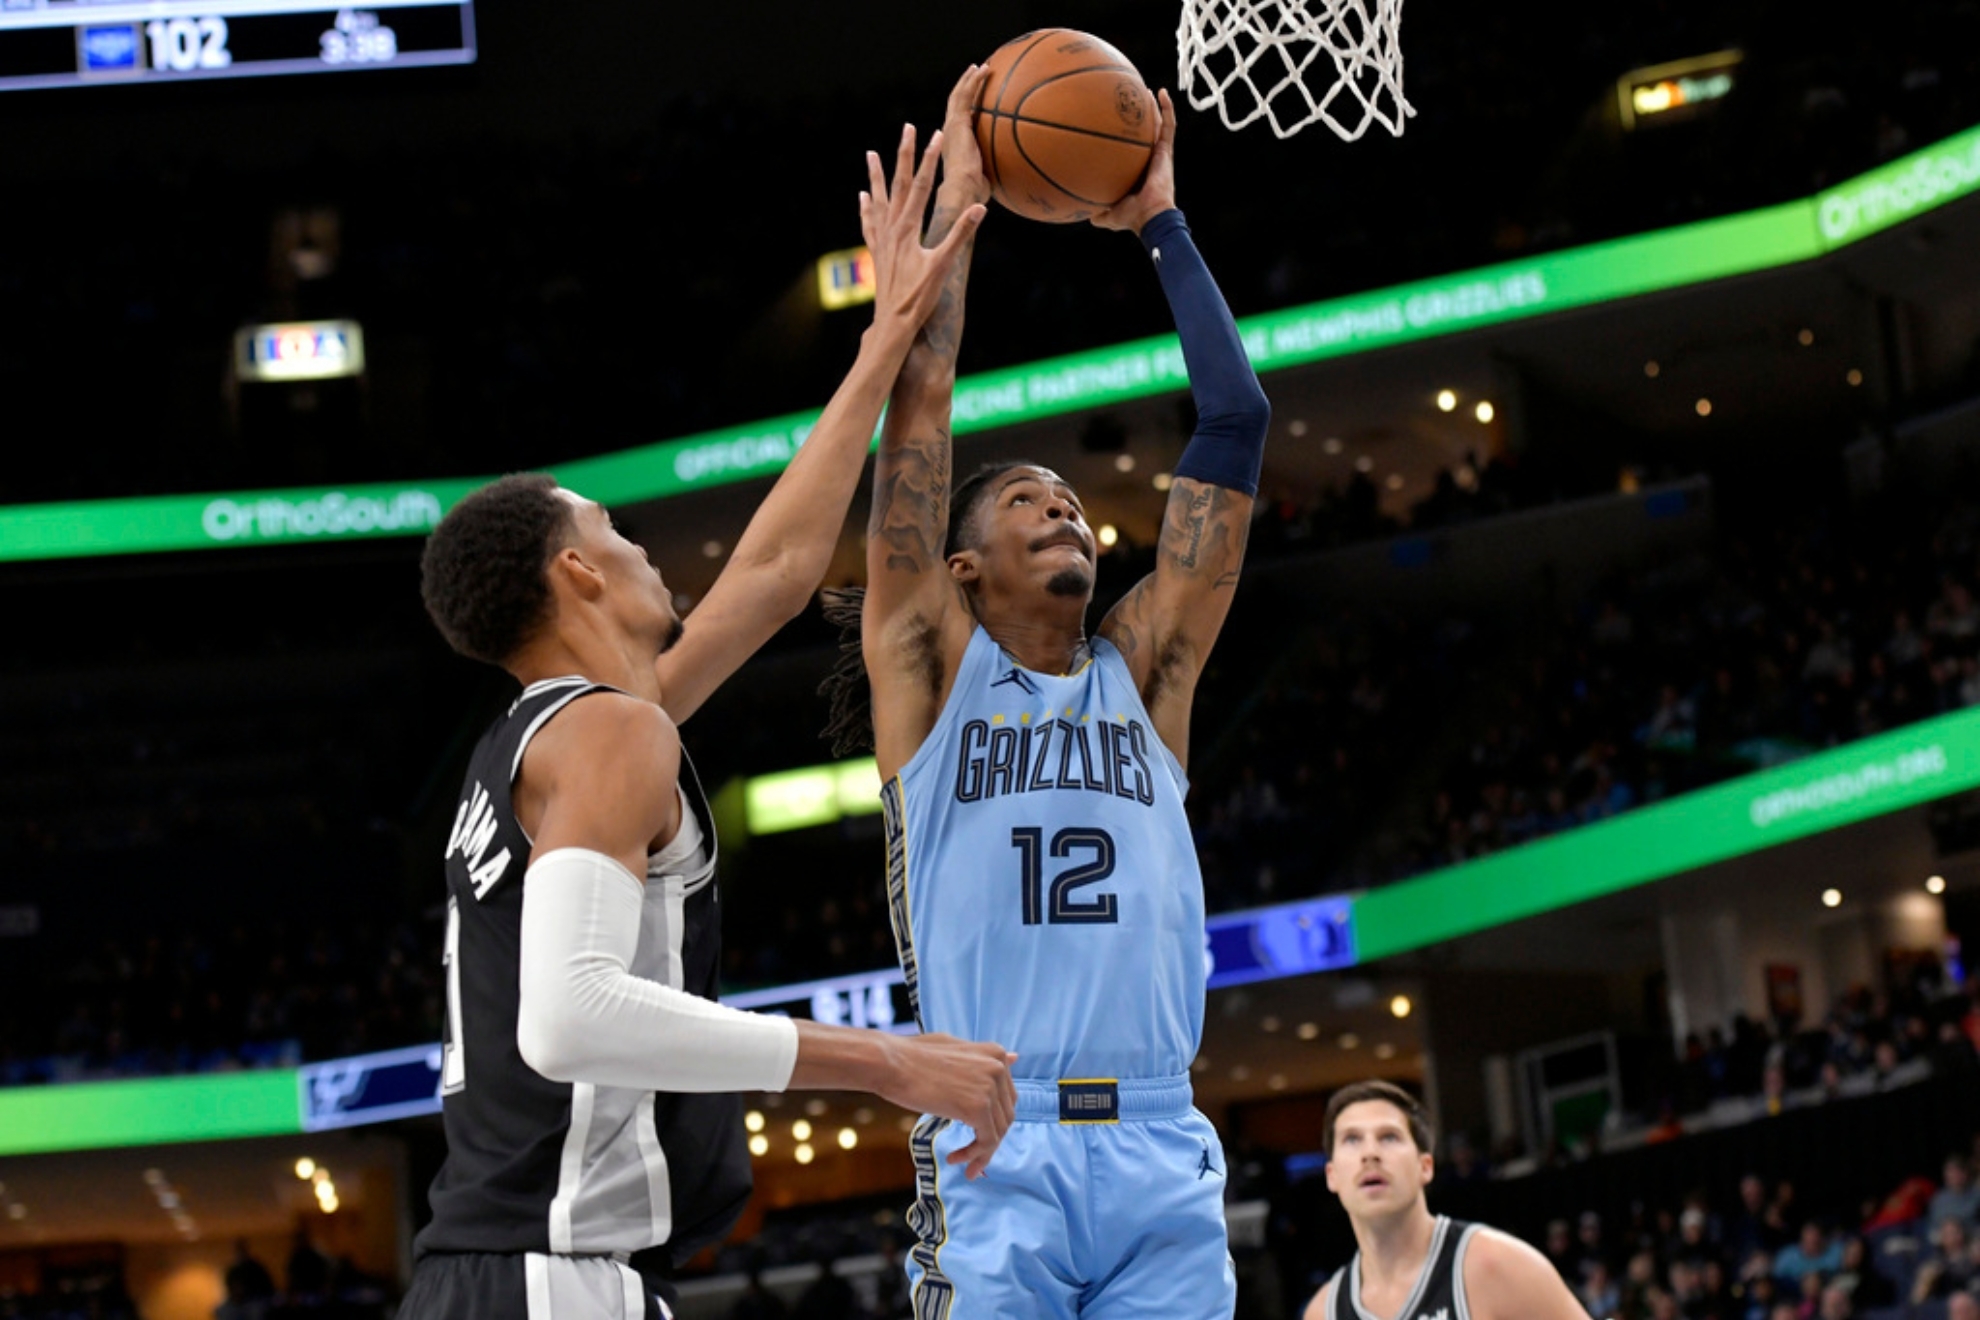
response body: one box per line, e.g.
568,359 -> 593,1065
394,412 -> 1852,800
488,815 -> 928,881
1,125 -> 1975,564
0,1069 -> 299,1157
1353,706 -> 1980,962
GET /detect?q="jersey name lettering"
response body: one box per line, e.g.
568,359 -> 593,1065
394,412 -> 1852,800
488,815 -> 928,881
446,780 -> 514,898
953,716 -> 1157,806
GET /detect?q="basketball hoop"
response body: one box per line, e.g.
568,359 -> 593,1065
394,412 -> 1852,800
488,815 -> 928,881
1178,0 -> 1413,140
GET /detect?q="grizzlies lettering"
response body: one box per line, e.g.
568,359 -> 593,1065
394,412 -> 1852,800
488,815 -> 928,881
954,716 -> 1157,805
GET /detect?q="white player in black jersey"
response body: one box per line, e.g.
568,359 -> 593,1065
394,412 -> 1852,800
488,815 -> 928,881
1304,1081 -> 1586,1320
405,129 -> 1016,1320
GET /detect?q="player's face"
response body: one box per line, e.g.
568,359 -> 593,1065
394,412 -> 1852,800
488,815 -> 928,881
1324,1101 -> 1433,1221
955,467 -> 1096,604
557,489 -> 684,653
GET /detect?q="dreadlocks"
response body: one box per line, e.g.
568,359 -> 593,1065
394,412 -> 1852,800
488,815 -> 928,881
816,460 -> 1036,756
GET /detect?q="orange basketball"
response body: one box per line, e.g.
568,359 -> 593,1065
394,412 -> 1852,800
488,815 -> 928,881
972,30 -> 1158,224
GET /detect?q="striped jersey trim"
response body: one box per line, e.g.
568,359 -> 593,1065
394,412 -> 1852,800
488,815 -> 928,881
906,1115 -> 955,1320
881,777 -> 923,1030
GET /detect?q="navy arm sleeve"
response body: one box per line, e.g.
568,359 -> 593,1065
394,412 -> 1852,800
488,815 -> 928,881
1141,208 -> 1271,497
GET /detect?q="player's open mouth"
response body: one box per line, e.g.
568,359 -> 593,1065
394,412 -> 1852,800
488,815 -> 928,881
1031,535 -> 1089,560
1358,1173 -> 1388,1189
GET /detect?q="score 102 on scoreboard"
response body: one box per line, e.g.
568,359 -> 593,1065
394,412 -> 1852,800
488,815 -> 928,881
0,0 -> 476,92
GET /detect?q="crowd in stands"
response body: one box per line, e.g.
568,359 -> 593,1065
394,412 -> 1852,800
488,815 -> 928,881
1173,475 -> 1980,914
1526,1154 -> 1980,1320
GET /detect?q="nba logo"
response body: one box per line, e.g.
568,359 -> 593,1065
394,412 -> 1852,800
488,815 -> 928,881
78,25 -> 143,76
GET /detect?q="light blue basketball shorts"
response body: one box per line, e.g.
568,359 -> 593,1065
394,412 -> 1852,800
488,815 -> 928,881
902,1076 -> 1237,1320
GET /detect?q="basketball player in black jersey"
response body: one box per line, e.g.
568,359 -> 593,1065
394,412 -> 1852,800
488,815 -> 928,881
1304,1081 -> 1586,1320
405,130 -> 1017,1320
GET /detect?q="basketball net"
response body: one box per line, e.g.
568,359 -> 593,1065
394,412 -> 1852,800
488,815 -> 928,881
1178,0 -> 1413,140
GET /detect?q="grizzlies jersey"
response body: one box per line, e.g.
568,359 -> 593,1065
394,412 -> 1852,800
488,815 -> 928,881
883,626 -> 1205,1082
1327,1217 -> 1481,1320
417,677 -> 751,1268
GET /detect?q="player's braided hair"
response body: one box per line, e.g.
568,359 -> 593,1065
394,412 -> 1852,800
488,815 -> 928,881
817,461 -> 1035,756
420,472 -> 576,666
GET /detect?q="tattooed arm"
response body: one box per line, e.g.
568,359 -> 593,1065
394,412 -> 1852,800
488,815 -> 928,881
656,125 -> 982,723
1094,92 -> 1269,768
864,65 -> 995,781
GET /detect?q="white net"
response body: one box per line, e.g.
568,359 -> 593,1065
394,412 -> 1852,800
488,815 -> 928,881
1178,0 -> 1413,140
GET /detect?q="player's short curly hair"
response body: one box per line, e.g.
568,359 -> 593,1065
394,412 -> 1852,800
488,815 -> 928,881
944,460 -> 1036,557
420,473 -> 576,666
1323,1080 -> 1433,1156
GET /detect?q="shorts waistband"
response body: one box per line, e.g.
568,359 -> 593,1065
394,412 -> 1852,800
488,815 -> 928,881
1014,1075 -> 1193,1123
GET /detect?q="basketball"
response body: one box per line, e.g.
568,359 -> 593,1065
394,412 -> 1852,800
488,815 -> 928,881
972,30 -> 1159,224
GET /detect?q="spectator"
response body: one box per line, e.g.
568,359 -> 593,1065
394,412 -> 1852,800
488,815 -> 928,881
1774,1222 -> 1843,1289
1583,1261 -> 1621,1318
1828,1237 -> 1894,1312
1931,1156 -> 1980,1235
729,1267 -> 788,1320
1913,1218 -> 1979,1302
1948,1291 -> 1980,1320
1815,1283 -> 1854,1320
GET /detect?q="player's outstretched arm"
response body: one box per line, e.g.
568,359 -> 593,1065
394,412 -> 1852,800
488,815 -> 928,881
655,124 -> 986,725
1462,1228 -> 1592,1320
864,65 -> 994,781
1302,1280 -> 1334,1320
1093,90 -> 1270,768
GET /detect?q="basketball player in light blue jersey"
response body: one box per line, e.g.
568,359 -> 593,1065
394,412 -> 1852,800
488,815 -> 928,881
820,66 -> 1269,1319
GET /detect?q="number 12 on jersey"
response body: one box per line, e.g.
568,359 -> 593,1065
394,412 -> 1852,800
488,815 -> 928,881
1012,827 -> 1119,925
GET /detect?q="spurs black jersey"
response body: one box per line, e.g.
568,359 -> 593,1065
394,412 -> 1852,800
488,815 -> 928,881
1328,1217 -> 1481,1320
416,677 -> 750,1268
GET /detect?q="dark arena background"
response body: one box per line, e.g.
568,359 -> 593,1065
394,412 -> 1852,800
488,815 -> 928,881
3,0 -> 1980,1316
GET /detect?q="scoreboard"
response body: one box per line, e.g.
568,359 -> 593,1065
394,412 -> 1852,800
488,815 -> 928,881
0,0 -> 475,92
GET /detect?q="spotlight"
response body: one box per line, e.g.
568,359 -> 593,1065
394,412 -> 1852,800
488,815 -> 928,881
1822,888 -> 1842,908
795,1144 -> 815,1165
1927,875 -> 1947,895
1389,995 -> 1412,1019
1435,389 -> 1458,412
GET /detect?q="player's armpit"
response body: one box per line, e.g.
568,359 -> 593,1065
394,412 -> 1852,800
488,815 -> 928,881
1097,475 -> 1251,762
519,693 -> 682,880
1461,1228 -> 1591,1320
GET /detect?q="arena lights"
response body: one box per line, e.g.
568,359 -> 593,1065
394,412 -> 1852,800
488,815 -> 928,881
1151,472 -> 1174,492
748,1135 -> 770,1157
1695,398 -> 1713,417
794,1144 -> 815,1166
1645,360 -> 1661,378
837,1128 -> 858,1150
1260,1015 -> 1281,1033
1267,1074 -> 1287,1091
1296,1022 -> 1320,1041
1435,389 -> 1458,412
1374,1043 -> 1397,1060
1798,329 -> 1816,346
1337,1033 -> 1361,1050
1114,453 -> 1136,472
233,319 -> 365,383
1384,474 -> 1404,491
1822,888 -> 1843,908
1927,875 -> 1947,894
1321,437 -> 1343,455
1097,524 -> 1120,548
744,1111 -> 765,1133
791,1120 -> 812,1142
1847,369 -> 1864,386
294,1158 -> 316,1180
1389,995 -> 1413,1019
1617,50 -> 1742,130
1474,401 -> 1495,423
803,1098 -> 828,1117
815,246 -> 877,311
1288,419 -> 1309,437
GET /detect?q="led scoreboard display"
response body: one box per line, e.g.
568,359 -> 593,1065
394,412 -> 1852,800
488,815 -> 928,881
0,0 -> 476,92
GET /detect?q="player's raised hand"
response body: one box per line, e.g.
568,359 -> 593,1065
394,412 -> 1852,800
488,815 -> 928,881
940,64 -> 995,208
1090,88 -> 1179,235
861,124 -> 987,339
880,1032 -> 1018,1179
